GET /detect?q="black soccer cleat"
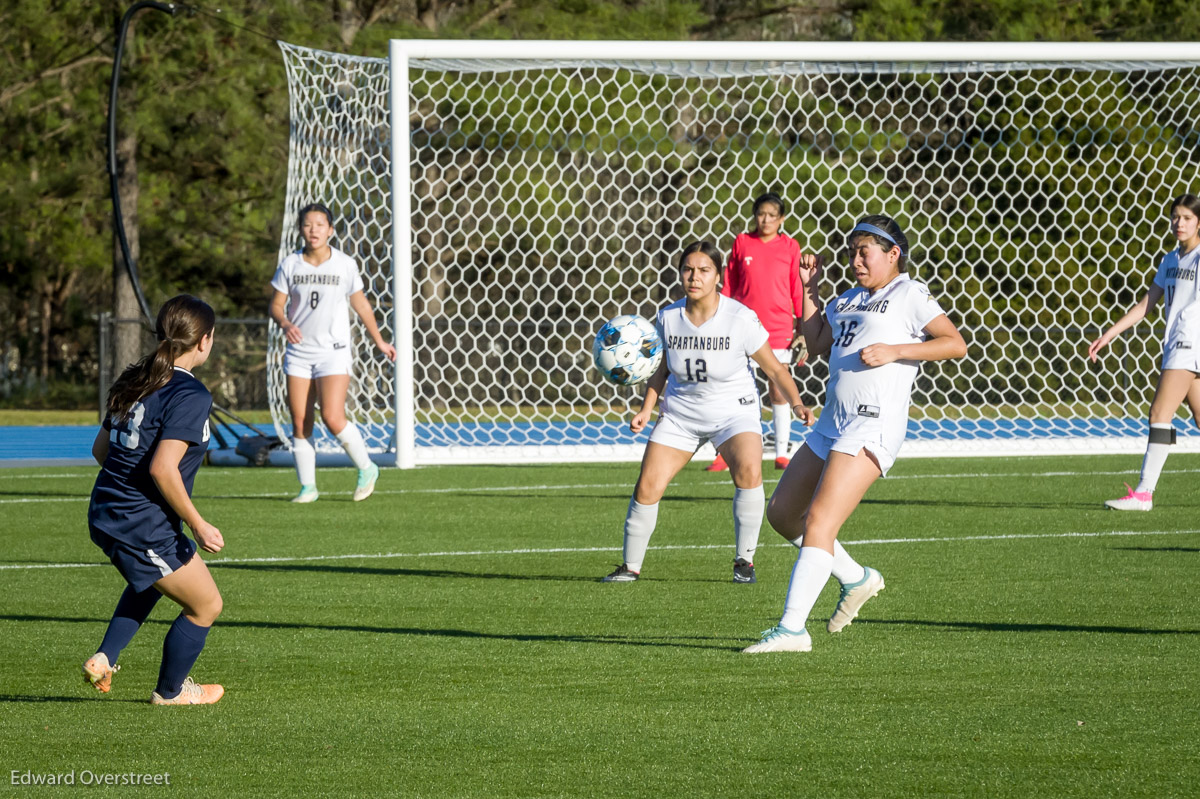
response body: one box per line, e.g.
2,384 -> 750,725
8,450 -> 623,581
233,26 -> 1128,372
733,558 -> 756,584
601,563 -> 640,582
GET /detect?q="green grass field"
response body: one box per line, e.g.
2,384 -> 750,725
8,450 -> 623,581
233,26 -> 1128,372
2,455 -> 1199,797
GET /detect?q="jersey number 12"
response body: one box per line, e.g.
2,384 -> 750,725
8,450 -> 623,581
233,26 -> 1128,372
684,358 -> 707,382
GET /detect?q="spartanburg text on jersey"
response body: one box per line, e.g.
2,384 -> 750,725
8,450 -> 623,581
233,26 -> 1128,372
1153,245 -> 1200,366
814,274 -> 946,445
89,368 -> 212,546
655,295 -> 770,425
271,247 -> 365,354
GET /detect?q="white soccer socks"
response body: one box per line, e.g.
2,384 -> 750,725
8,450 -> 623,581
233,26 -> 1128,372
622,499 -> 659,574
772,404 -> 791,459
732,485 -> 765,564
335,424 -> 372,471
291,436 -> 317,488
779,546 -> 834,632
1136,423 -> 1174,494
831,539 -> 867,586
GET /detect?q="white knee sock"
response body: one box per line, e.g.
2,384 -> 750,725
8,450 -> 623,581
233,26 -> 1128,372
733,485 -> 765,563
622,499 -> 659,573
1136,424 -> 1173,494
291,436 -> 316,487
779,546 -> 834,632
335,424 -> 372,470
772,404 -> 791,458
831,540 -> 866,585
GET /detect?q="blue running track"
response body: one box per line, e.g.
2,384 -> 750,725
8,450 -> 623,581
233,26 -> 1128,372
1,417 -> 1195,466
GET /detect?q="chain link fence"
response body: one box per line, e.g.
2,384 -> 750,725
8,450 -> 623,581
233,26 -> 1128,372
97,315 -> 271,420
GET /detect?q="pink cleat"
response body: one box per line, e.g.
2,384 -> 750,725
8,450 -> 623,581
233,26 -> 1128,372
1104,483 -> 1152,512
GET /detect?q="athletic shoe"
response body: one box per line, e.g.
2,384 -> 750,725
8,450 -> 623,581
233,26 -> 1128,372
774,456 -> 790,470
150,676 -> 224,706
1104,483 -> 1152,511
742,625 -> 812,653
291,485 -> 319,504
733,558 -> 756,583
82,652 -> 118,694
827,566 -> 885,633
353,463 -> 380,502
705,454 -> 729,472
601,564 -> 639,582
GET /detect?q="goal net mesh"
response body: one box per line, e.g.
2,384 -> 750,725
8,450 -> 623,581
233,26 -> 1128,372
273,42 -> 1200,462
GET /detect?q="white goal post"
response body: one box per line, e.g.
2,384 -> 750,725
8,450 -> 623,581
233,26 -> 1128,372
270,39 -> 1200,467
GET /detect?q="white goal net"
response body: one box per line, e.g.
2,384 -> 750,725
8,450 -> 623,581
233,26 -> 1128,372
272,40 -> 1200,466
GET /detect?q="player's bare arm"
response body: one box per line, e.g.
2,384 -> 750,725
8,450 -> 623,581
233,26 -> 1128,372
630,358 -> 668,433
1088,284 -> 1162,362
349,291 -> 397,361
269,290 -> 303,345
150,439 -> 224,553
859,314 -> 967,367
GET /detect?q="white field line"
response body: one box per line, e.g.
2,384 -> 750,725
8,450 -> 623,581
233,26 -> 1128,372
1,528 -> 1198,572
5,465 -> 1200,483
4,466 -> 1200,505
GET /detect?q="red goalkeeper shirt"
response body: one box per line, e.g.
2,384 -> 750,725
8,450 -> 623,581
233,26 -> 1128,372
720,232 -> 804,349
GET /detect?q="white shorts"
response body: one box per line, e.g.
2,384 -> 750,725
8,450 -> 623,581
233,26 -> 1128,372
649,409 -> 763,454
771,348 -> 792,365
1161,340 -> 1200,373
283,345 -> 353,379
801,429 -> 899,477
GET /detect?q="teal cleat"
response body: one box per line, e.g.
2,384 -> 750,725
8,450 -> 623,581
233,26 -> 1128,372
354,464 -> 379,502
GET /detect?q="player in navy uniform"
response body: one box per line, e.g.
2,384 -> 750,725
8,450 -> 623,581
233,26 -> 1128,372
270,202 -> 396,503
82,295 -> 226,704
601,241 -> 815,584
744,216 -> 966,653
1088,193 -> 1200,511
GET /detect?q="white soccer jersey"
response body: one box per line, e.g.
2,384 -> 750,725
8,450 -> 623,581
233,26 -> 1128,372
1153,246 -> 1200,370
656,295 -> 769,425
271,247 -> 365,353
813,273 -> 947,445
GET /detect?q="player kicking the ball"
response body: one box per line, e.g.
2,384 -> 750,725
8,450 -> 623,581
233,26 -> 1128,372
744,215 -> 966,653
602,241 -> 814,585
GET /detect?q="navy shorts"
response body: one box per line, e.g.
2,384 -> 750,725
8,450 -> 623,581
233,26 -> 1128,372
90,527 -> 197,593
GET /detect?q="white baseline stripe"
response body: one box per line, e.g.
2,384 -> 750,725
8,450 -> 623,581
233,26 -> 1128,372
5,466 -> 1200,505
2,528 -> 1197,571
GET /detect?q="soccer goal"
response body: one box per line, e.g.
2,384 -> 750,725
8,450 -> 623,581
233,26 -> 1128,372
272,40 -> 1200,467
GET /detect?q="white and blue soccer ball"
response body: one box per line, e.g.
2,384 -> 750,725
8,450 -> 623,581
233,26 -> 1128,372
592,314 -> 663,386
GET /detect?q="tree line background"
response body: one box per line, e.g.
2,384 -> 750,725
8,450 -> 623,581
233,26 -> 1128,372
2,0 -> 1198,410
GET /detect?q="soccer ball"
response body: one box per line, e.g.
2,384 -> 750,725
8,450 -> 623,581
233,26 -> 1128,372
592,314 -> 663,386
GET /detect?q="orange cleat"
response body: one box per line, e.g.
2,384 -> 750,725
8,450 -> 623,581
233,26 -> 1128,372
705,453 -> 729,472
774,456 -> 790,470
150,676 -> 224,706
82,652 -> 119,694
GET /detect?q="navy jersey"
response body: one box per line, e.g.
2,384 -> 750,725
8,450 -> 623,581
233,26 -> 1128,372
89,367 -> 212,545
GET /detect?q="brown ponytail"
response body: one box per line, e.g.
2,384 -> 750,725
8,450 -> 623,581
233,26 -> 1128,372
105,295 -> 215,422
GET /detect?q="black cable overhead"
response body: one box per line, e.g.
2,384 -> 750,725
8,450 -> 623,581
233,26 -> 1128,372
107,1 -> 180,324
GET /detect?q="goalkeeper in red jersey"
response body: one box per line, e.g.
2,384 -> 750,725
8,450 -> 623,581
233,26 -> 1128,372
707,192 -> 807,471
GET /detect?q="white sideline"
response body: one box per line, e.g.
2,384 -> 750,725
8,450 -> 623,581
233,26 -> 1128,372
1,528 -> 1197,572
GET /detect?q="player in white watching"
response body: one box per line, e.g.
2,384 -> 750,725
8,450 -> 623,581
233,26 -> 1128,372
1088,192 -> 1200,511
269,203 -> 396,503
602,241 -> 815,585
744,215 -> 966,653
